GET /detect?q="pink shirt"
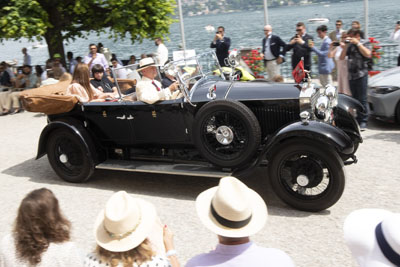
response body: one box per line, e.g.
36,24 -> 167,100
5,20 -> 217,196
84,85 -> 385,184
83,53 -> 109,72
66,83 -> 103,102
185,242 -> 295,267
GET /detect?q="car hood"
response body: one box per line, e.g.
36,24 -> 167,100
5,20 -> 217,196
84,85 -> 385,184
369,67 -> 400,87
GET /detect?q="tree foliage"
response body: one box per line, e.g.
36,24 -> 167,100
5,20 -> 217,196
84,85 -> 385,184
0,0 -> 176,62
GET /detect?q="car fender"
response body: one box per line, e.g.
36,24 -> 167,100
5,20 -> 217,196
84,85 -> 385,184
262,121 -> 354,157
338,93 -> 364,113
36,120 -> 96,162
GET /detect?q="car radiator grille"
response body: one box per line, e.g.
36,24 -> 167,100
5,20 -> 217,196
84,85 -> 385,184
251,105 -> 299,138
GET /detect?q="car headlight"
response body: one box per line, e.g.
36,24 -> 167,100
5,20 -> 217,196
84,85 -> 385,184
370,86 -> 400,94
325,84 -> 337,100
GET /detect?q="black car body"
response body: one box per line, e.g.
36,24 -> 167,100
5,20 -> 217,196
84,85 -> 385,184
36,52 -> 363,211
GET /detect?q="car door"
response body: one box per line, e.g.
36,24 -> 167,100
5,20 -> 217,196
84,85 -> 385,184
125,98 -> 191,145
83,101 -> 133,145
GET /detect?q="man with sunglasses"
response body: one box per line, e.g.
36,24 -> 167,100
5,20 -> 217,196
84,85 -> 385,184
329,20 -> 345,42
285,22 -> 313,72
210,26 -> 231,67
84,43 -> 109,74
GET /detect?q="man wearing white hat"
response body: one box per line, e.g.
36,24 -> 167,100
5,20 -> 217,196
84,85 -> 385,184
344,209 -> 400,267
136,57 -> 180,104
186,176 -> 295,267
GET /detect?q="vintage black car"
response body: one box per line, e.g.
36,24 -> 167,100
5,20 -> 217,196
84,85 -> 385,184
36,52 -> 363,212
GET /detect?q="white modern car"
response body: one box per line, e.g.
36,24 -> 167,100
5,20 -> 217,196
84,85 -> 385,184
368,67 -> 400,124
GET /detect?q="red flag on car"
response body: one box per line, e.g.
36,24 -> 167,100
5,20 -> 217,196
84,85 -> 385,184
292,60 -> 305,84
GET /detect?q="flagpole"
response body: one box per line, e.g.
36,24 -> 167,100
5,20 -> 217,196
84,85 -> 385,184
263,0 -> 269,25
177,0 -> 186,51
364,0 -> 368,38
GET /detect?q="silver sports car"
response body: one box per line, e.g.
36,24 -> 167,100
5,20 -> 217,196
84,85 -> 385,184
368,67 -> 400,124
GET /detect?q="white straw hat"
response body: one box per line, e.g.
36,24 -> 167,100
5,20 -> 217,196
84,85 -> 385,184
137,57 -> 158,71
196,176 -> 267,238
94,191 -> 156,252
344,209 -> 400,267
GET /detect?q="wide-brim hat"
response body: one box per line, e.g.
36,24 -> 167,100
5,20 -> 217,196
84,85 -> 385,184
137,57 -> 158,71
344,209 -> 400,267
94,191 -> 156,252
196,176 -> 267,238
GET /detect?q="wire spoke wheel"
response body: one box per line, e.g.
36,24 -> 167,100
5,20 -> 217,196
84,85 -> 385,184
268,138 -> 345,211
193,100 -> 261,168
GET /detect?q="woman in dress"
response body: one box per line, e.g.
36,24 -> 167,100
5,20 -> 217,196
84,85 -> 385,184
84,191 -> 179,267
328,32 -> 351,96
66,63 -> 114,102
0,188 -> 82,266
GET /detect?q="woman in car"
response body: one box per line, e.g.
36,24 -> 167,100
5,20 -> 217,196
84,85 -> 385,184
0,188 -> 82,266
66,63 -> 114,102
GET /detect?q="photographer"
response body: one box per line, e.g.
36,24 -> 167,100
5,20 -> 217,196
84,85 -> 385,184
285,22 -> 313,71
390,21 -> 400,66
340,29 -> 371,130
210,26 -> 231,67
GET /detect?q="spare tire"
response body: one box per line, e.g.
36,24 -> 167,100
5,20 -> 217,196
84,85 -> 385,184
193,100 -> 261,168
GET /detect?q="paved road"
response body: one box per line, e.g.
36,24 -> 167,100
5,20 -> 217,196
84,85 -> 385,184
0,111 -> 399,267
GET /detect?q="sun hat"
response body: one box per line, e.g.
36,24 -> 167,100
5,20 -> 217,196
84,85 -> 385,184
343,209 -> 400,267
53,53 -> 62,59
137,57 -> 158,71
94,191 -> 157,252
196,176 -> 267,238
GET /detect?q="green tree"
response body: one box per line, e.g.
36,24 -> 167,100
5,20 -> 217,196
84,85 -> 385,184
0,0 -> 176,64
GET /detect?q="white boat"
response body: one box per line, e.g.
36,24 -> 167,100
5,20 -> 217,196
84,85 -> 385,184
204,24 -> 215,32
308,18 -> 329,23
32,42 -> 47,49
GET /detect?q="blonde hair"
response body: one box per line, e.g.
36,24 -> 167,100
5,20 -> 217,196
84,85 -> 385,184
72,63 -> 94,100
59,72 -> 72,82
96,239 -> 155,267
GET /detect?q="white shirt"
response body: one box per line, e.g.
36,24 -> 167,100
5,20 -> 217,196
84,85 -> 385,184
264,33 -> 275,60
156,43 -> 169,66
112,64 -> 128,79
136,76 -> 171,104
0,234 -> 83,267
23,53 -> 31,65
390,30 -> 400,53
84,53 -> 109,72
185,241 -> 295,267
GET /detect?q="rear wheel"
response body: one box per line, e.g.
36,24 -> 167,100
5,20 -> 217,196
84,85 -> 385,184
46,129 -> 94,183
268,138 -> 345,211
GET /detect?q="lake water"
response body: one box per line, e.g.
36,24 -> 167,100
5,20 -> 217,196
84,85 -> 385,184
0,0 -> 398,66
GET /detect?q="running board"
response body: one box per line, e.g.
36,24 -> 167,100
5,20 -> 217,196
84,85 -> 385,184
95,159 -> 232,178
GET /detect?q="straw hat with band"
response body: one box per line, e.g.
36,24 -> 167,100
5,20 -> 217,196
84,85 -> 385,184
94,191 -> 156,252
196,176 -> 268,238
344,209 -> 400,267
137,57 -> 159,72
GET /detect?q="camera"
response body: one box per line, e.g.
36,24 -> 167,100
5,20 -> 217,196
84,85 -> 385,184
345,39 -> 351,44
332,41 -> 340,46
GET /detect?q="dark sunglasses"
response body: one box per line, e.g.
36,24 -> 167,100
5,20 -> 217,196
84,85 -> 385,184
336,24 -> 342,26
296,29 -> 302,32
90,47 -> 97,50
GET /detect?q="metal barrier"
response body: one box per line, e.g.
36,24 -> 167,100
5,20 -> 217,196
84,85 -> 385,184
241,44 -> 399,79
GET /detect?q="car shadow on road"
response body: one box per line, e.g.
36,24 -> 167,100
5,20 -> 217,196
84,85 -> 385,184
364,118 -> 400,144
1,157 -> 328,218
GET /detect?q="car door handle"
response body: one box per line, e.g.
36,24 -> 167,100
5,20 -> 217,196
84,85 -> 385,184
127,115 -> 134,120
116,115 -> 126,120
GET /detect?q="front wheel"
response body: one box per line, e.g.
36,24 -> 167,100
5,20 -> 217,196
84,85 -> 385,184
46,129 -> 94,183
268,139 -> 345,212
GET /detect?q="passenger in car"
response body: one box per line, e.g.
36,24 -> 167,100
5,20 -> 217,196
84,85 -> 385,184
90,64 -> 118,94
66,63 -> 114,103
135,58 -> 180,104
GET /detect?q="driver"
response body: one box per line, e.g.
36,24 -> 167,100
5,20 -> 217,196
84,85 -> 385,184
136,57 -> 180,104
